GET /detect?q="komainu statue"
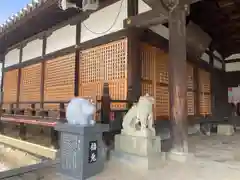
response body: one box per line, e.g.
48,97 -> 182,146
66,97 -> 96,126
122,94 -> 155,137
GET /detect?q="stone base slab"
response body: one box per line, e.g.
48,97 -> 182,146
111,150 -> 166,170
217,124 -> 235,136
167,151 -> 194,163
114,134 -> 161,157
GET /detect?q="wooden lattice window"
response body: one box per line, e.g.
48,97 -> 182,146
187,64 -> 195,115
44,53 -> 75,109
198,69 -> 211,115
3,69 -> 18,108
141,43 -> 199,119
141,43 -> 169,119
20,63 -> 41,103
79,39 -> 128,109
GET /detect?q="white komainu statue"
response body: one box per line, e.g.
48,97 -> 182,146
66,97 -> 96,126
122,94 -> 155,137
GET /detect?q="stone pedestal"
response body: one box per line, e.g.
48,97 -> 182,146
167,151 -> 194,163
54,123 -> 108,180
113,134 -> 164,169
217,124 -> 234,136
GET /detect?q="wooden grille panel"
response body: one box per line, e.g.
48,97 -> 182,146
155,85 -> 169,117
198,69 -> 211,115
3,69 -> 18,107
141,43 -> 169,118
141,44 -> 155,81
141,43 -> 200,118
187,91 -> 195,115
20,63 -> 41,104
44,54 -> 75,109
156,50 -> 168,85
187,64 -> 194,90
79,39 -> 128,109
199,94 -> 211,115
199,69 -> 210,93
187,64 -> 195,115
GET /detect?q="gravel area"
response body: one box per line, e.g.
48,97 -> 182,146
2,133 -> 240,180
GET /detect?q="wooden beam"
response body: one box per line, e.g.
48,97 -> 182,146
168,6 -> 188,153
124,9 -> 167,28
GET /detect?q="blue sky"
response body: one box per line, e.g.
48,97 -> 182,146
0,0 -> 29,24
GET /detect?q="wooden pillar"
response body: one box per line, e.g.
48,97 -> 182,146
0,54 -> 5,134
168,6 -> 188,153
209,48 -> 215,117
16,45 -> 23,110
193,66 -> 200,116
40,33 -> 47,115
74,22 -> 81,97
127,0 -> 141,106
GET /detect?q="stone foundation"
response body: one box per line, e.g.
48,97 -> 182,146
113,134 -> 164,169
217,125 -> 235,136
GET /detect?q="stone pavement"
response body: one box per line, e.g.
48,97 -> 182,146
3,133 -> 240,180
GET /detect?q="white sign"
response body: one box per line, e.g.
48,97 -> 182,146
228,86 -> 240,104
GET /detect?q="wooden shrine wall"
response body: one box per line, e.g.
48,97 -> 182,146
79,38 -> 128,109
199,69 -> 211,115
2,69 -> 19,108
141,44 -> 169,118
187,64 -> 195,115
19,63 -> 41,109
140,43 -> 211,119
44,53 -> 75,109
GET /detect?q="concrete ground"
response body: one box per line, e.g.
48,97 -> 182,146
2,132 -> 240,180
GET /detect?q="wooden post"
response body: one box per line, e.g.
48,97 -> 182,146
51,127 -> 59,149
127,0 -> 141,107
74,22 -> 81,97
16,44 -> 23,110
40,33 -> 47,116
59,102 -> 66,122
19,109 -> 26,140
10,103 -> 14,115
168,6 -> 188,153
31,103 -> 36,116
193,66 -> 200,116
209,48 -> 215,118
101,83 -> 111,124
50,102 -> 65,149
0,54 -> 5,134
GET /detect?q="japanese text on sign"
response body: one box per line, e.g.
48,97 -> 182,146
88,141 -> 98,163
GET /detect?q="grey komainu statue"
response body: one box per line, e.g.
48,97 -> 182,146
122,94 -> 155,137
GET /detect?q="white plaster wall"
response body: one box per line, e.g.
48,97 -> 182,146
46,24 -> 76,54
150,24 -> 169,40
226,62 -> 240,72
150,24 -> 211,64
80,0 -> 127,43
201,53 -> 210,63
213,50 -> 223,61
213,59 -> 222,70
138,0 -> 152,14
22,39 -> 43,62
225,53 -> 240,61
4,48 -> 20,67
